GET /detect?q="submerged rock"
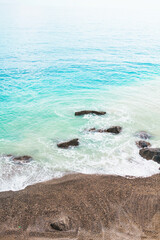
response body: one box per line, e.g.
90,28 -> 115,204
13,155 -> 32,164
135,131 -> 152,140
57,139 -> 79,149
88,126 -> 122,134
5,154 -> 13,158
139,148 -> 160,164
3,155 -> 32,163
75,110 -> 106,116
88,128 -> 107,133
136,140 -> 151,149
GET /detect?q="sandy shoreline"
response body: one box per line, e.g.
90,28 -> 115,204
0,173 -> 159,240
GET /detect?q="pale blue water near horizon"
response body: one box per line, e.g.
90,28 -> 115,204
0,0 -> 160,191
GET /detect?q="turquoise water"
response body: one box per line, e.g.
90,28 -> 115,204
0,0 -> 160,191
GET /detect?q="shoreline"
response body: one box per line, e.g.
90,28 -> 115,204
0,173 -> 159,240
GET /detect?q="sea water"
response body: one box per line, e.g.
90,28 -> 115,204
0,0 -> 160,191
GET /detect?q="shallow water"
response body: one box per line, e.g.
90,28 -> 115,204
0,0 -> 160,191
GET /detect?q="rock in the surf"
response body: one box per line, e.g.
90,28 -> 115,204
5,154 -> 14,158
106,126 -> 122,134
135,131 -> 152,139
3,155 -> 32,163
136,140 -> 151,149
88,126 -> 122,134
57,139 -> 79,149
88,128 -> 97,132
88,128 -> 107,133
75,110 -> 106,116
139,148 -> 160,164
13,155 -> 32,163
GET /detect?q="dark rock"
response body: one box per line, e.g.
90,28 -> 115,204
139,148 -> 160,164
50,223 -> 63,231
75,110 -> 106,116
135,131 -> 152,140
50,217 -> 71,232
13,155 -> 32,163
153,155 -> 160,164
88,126 -> 122,134
3,154 -> 14,159
136,140 -> 151,149
3,155 -> 32,163
88,128 -> 96,132
6,154 -> 13,157
106,126 -> 122,134
57,139 -> 79,149
88,128 -> 107,133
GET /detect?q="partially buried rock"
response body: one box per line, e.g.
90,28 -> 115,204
135,131 -> 152,140
88,126 -> 122,134
136,140 -> 151,149
57,139 -> 79,149
139,148 -> 160,164
50,216 -> 72,232
75,110 -> 106,116
13,155 -> 32,164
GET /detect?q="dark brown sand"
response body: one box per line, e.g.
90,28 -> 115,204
0,173 -> 159,240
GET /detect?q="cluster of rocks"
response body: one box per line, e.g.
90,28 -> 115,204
57,110 -> 160,166
135,131 -> 160,164
57,110 -> 122,149
57,125 -> 122,149
3,110 -> 160,166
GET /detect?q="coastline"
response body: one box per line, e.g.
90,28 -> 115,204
1,1 -> 160,240
0,173 -> 159,240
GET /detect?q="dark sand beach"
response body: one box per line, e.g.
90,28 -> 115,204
0,173 -> 159,240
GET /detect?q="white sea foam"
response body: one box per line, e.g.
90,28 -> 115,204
0,0 -> 160,193
0,79 -> 159,192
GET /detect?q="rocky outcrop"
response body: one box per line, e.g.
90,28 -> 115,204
89,126 -> 122,134
136,140 -> 151,148
75,110 -> 106,116
135,131 -> 152,139
57,138 -> 79,149
139,148 -> 160,164
0,174 -> 159,240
